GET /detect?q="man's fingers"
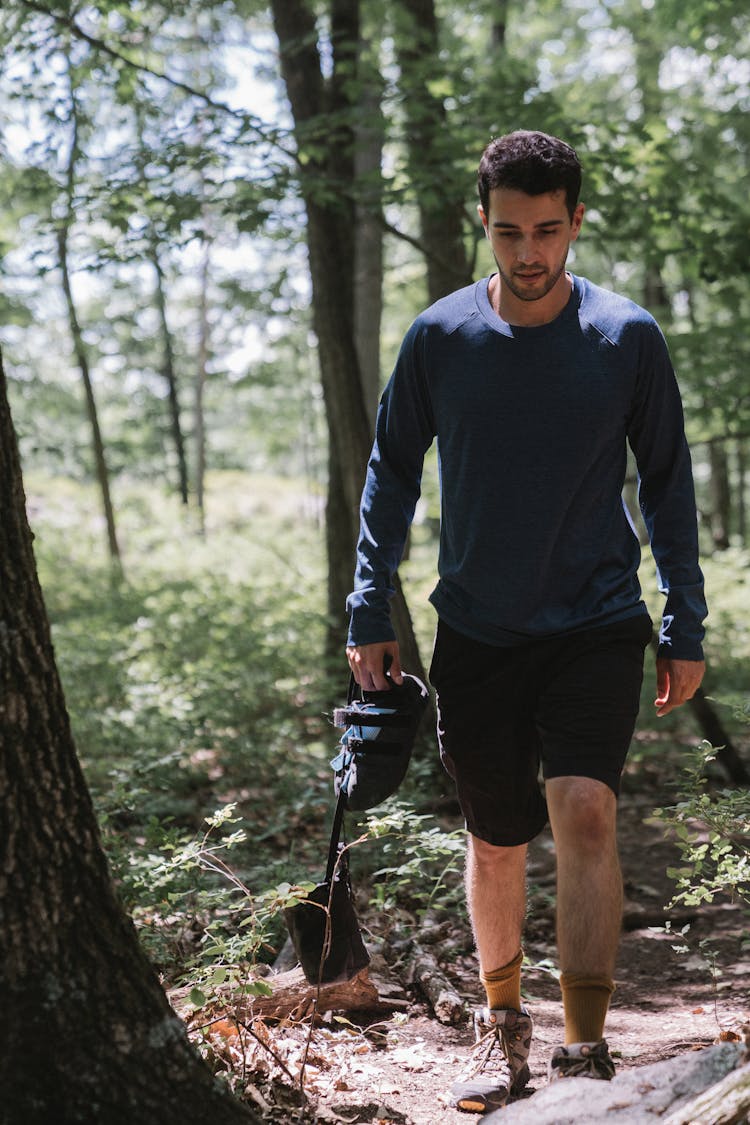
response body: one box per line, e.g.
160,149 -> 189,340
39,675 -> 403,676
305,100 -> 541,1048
655,658 -> 705,716
346,641 -> 402,690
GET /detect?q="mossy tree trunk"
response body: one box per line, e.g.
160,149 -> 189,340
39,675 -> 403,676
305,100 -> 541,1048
0,351 -> 255,1125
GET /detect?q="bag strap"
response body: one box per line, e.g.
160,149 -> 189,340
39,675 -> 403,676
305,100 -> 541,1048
333,665 -> 404,729
325,661 -> 396,880
324,785 -> 349,883
333,705 -> 407,730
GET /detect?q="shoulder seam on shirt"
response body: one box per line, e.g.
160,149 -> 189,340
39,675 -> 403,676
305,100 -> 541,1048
446,309 -> 479,337
584,319 -> 618,348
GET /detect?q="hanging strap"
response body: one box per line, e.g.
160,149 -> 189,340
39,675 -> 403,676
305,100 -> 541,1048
324,785 -> 349,884
325,662 -> 395,881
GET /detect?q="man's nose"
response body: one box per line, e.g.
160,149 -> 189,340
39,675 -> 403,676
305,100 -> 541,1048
516,237 -> 536,263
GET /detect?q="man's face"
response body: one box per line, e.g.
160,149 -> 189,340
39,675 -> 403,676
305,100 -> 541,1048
479,187 -> 584,308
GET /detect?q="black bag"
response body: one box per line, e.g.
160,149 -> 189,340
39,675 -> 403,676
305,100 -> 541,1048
283,787 -> 370,984
330,670 -> 429,811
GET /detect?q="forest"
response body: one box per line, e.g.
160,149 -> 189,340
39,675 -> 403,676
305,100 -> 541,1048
0,0 -> 749,1122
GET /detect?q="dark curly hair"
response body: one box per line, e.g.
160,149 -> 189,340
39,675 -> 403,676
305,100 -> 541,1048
477,131 -> 582,220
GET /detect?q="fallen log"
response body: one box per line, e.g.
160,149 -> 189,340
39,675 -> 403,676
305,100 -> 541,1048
176,960 -> 409,1026
406,945 -> 466,1025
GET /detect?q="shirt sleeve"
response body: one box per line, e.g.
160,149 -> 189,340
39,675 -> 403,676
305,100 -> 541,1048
627,319 -> 707,661
346,321 -> 436,647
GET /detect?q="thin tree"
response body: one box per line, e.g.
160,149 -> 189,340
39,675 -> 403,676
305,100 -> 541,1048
394,0 -> 474,304
58,57 -> 122,572
195,226 -> 211,531
150,232 -> 190,505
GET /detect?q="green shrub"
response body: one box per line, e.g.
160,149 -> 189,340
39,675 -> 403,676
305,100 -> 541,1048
363,801 -> 466,918
655,709 -> 750,911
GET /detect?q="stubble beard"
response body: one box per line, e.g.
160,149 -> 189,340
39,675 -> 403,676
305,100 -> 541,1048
496,254 -> 569,304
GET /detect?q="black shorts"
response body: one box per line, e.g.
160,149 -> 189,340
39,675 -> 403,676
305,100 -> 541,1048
429,615 -> 653,847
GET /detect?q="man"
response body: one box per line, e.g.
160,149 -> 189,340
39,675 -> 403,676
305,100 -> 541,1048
346,130 -> 707,1113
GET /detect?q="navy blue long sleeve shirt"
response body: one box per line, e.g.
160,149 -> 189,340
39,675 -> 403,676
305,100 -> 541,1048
347,274 -> 707,661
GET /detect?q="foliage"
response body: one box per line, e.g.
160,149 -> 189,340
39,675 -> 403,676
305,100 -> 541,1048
364,801 -> 466,918
111,802 -> 308,995
17,468 -> 750,1017
655,733 -> 750,911
28,472 -> 338,979
3,6 -> 750,1095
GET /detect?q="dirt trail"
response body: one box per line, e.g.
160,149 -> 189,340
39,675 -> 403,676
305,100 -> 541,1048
203,778 -> 750,1123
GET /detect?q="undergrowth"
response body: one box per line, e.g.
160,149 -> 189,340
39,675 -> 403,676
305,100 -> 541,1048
654,697 -> 750,912
25,471 -> 750,1011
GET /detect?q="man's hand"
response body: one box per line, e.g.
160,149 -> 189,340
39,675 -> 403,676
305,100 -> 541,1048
655,657 -> 705,717
346,641 -> 403,691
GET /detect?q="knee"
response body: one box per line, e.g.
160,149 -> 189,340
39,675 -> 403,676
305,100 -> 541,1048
547,777 -> 617,850
469,834 -> 526,873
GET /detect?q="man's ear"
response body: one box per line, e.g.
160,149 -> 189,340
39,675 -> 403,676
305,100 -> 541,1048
477,203 -> 489,236
570,202 -> 585,241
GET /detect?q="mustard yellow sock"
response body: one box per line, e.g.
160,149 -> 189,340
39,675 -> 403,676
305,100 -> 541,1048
481,949 -> 524,1013
560,972 -> 615,1044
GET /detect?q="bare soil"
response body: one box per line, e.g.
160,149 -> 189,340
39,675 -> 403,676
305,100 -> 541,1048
195,760 -> 750,1124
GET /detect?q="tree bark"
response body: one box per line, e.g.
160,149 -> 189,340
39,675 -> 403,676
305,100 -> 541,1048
737,437 -> 747,545
353,46 -> 385,427
709,439 -> 732,550
0,352 -> 255,1125
406,946 -> 465,1024
184,965 -> 407,1024
394,0 -> 473,304
271,0 -> 429,681
57,220 -> 123,573
195,232 -> 211,533
150,236 -> 189,505
57,68 -> 122,573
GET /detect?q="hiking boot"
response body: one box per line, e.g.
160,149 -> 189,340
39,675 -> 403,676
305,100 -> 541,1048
548,1039 -> 616,1082
451,1007 -> 533,1113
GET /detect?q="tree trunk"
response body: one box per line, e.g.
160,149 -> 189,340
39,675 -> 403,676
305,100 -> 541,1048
737,437 -> 747,546
687,687 -> 749,786
353,47 -> 385,427
271,0 -> 429,680
491,0 -> 510,47
57,222 -> 123,574
394,0 -> 473,304
0,352 -> 255,1125
709,439 -> 731,550
58,75 -> 122,573
150,237 -> 189,505
195,234 -> 210,533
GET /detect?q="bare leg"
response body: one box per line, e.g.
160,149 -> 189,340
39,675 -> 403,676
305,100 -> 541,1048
546,776 -> 621,978
466,835 -> 527,973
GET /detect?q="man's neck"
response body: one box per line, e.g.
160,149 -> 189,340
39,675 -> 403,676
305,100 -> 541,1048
490,272 -> 574,327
